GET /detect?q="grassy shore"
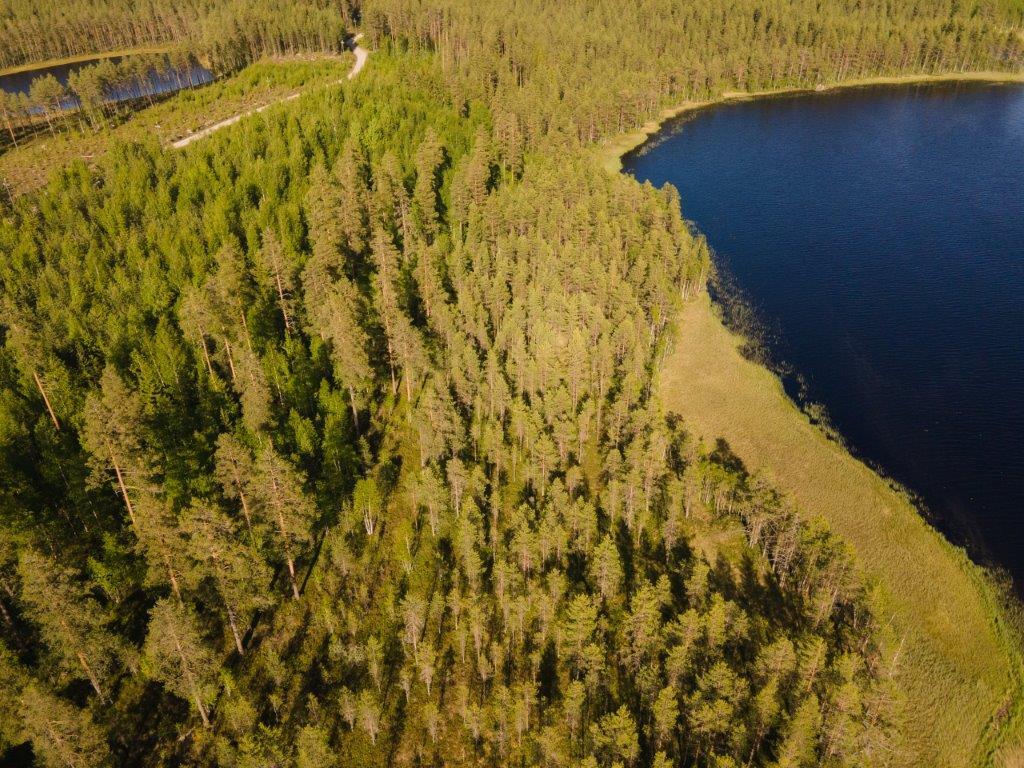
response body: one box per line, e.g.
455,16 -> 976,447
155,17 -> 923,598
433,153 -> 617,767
601,73 -> 1024,766
0,45 -> 175,78
663,294 -> 1024,766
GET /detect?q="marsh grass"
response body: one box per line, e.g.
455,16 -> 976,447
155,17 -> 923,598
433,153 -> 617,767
660,291 -> 1024,766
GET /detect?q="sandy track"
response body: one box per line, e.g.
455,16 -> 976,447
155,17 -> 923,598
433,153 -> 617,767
171,34 -> 366,149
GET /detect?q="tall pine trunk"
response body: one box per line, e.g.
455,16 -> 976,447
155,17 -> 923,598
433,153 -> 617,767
109,449 -> 138,528
32,370 -> 60,430
171,628 -> 210,727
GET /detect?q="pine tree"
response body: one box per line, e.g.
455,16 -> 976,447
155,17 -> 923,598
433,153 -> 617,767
334,136 -> 371,259
4,324 -> 62,431
252,445 -> 317,599
214,432 -> 258,536
301,249 -> 372,430
28,74 -> 65,137
143,598 -> 216,728
232,344 -> 275,434
589,535 -> 622,604
412,128 -> 445,242
590,705 -> 640,766
371,152 -> 411,244
133,490 -> 188,602
652,686 -> 679,752
81,366 -> 149,530
181,500 -> 270,654
304,163 -> 344,268
0,646 -> 27,753
256,228 -> 297,337
17,550 -> 121,702
20,683 -> 110,768
0,89 -> 20,147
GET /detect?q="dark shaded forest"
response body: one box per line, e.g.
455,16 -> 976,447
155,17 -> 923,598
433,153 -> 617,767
1,1 -> 1022,766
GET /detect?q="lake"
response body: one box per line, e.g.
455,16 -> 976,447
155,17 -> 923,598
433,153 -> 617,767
0,55 -> 213,105
623,81 -> 1024,587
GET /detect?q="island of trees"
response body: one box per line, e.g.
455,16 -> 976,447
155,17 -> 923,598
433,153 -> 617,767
0,1 -> 1022,767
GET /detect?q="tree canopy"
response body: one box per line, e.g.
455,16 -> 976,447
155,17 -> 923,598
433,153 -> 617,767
1,0 -> 1021,765
0,0 -> 355,71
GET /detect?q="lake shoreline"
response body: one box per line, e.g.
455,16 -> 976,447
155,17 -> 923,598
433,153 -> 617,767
599,69 -> 1024,173
603,72 -> 1024,765
0,45 -> 177,79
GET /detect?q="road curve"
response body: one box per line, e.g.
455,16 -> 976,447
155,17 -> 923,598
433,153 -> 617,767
348,34 -> 368,80
172,34 -> 367,149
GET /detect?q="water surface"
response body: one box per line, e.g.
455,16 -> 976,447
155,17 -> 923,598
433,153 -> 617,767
0,56 -> 213,105
624,82 -> 1024,585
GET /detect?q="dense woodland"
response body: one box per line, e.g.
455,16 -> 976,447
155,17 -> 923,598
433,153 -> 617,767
1,0 -> 1022,766
366,0 -> 1024,143
0,0 -> 355,72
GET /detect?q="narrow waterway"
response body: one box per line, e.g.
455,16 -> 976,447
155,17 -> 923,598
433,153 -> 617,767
624,81 -> 1024,586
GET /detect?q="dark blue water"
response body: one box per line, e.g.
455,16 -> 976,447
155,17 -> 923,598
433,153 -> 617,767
624,82 -> 1024,585
0,56 -> 212,105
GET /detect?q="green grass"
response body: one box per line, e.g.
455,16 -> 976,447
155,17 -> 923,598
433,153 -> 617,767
659,292 -> 1024,767
0,55 -> 353,195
